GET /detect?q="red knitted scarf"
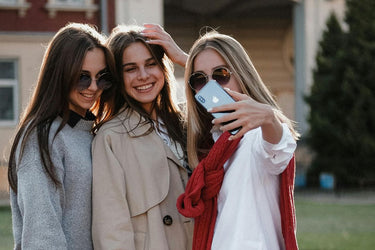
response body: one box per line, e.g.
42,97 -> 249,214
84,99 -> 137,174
280,155 -> 298,250
177,131 -> 298,250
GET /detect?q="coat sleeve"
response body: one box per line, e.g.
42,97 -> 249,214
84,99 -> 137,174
92,131 -> 136,250
12,154 -> 67,249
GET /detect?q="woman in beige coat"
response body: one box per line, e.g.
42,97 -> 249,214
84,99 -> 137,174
91,24 -> 193,250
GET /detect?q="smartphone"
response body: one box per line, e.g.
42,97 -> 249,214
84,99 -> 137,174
195,80 -> 241,135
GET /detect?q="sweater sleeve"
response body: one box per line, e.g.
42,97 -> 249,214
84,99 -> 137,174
256,123 -> 297,175
14,159 -> 67,250
92,131 -> 136,250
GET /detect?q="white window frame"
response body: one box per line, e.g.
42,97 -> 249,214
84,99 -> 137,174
0,0 -> 31,17
45,0 -> 98,19
0,59 -> 18,127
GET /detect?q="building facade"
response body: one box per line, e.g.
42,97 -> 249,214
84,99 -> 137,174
0,0 -> 345,194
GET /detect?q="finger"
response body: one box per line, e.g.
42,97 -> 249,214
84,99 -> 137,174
145,39 -> 164,45
143,23 -> 155,28
208,101 -> 240,113
142,31 -> 166,40
226,119 -> 252,140
219,119 -> 243,134
211,111 -> 238,125
142,26 -> 168,39
142,26 -> 157,35
143,23 -> 163,31
228,130 -> 245,141
224,88 -> 250,102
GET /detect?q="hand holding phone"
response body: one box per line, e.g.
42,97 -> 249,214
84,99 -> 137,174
194,80 -> 241,135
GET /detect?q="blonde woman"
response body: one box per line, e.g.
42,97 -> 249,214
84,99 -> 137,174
178,31 -> 299,250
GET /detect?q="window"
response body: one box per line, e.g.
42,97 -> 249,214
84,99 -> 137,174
45,0 -> 98,19
0,0 -> 16,4
0,60 -> 18,126
0,0 -> 31,17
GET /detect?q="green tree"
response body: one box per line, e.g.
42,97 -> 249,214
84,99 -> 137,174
305,13 -> 347,187
305,0 -> 375,187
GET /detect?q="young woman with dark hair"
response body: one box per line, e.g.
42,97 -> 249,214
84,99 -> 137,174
8,23 -> 117,249
91,24 -> 193,250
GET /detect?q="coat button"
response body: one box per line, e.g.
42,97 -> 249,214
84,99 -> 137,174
163,215 -> 173,226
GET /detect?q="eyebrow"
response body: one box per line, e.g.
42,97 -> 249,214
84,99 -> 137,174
192,65 -> 228,73
81,68 -> 107,76
122,57 -> 155,67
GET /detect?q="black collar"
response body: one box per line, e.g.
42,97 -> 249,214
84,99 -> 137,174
67,110 -> 96,128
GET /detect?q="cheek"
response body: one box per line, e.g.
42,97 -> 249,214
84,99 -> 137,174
229,79 -> 242,93
69,89 -> 78,99
152,67 -> 165,81
123,74 -> 133,90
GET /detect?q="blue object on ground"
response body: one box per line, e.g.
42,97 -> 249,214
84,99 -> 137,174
320,173 -> 335,190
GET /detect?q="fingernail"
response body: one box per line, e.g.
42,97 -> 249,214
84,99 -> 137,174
207,108 -> 212,112
211,119 -> 215,124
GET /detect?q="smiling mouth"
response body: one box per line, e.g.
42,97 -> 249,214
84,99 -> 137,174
81,93 -> 95,98
135,83 -> 153,92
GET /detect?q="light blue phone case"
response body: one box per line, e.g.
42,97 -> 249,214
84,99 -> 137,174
195,80 -> 241,134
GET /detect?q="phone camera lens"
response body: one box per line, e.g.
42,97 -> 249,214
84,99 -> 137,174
198,95 -> 205,103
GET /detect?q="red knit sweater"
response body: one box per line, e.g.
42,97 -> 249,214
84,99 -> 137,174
177,131 -> 298,250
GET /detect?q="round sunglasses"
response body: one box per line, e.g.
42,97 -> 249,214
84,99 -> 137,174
76,72 -> 112,91
188,66 -> 232,91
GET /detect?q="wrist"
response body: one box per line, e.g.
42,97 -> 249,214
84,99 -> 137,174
177,52 -> 188,67
263,106 -> 277,126
261,107 -> 283,144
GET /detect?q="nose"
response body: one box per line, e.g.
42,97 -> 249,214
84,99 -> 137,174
137,66 -> 149,81
87,78 -> 99,91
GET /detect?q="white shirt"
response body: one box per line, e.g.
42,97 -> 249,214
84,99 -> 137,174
211,123 -> 296,250
153,119 -> 185,165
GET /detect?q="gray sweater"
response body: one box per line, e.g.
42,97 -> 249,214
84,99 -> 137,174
10,115 -> 94,250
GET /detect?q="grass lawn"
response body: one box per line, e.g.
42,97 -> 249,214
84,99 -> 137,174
0,206 -> 12,250
0,198 -> 374,250
296,199 -> 375,250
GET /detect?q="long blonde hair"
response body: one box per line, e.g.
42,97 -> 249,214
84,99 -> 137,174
185,31 -> 299,168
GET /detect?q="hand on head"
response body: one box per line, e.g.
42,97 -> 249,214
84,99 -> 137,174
142,23 -> 188,67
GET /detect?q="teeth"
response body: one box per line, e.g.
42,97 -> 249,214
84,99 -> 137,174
136,84 -> 152,90
82,93 -> 94,98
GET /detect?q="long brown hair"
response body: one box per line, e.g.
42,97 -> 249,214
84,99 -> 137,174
8,23 -> 117,193
104,24 -> 186,152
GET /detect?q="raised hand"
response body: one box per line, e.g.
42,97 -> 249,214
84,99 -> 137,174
209,88 -> 283,143
142,23 -> 188,67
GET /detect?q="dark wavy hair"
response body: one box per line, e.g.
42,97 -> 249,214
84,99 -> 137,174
8,23 -> 118,193
104,24 -> 186,153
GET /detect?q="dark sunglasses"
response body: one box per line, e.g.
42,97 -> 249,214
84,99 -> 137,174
189,66 -> 232,91
76,72 -> 112,91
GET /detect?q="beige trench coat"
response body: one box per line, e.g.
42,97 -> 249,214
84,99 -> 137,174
92,109 -> 193,250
